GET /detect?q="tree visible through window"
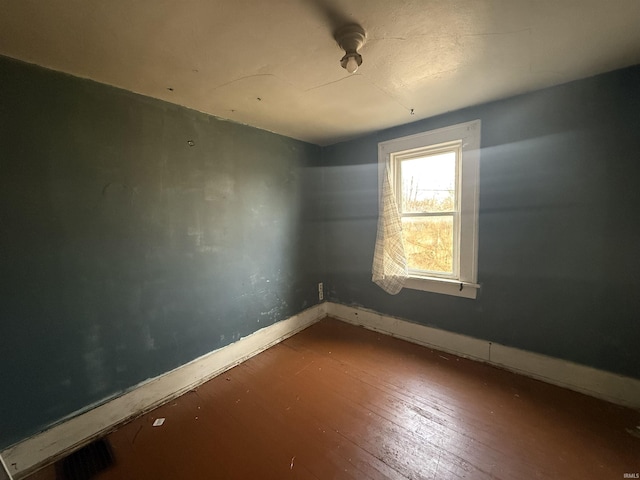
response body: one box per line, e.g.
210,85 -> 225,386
396,143 -> 460,277
377,120 -> 480,298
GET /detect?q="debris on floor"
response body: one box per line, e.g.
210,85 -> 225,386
626,426 -> 640,439
152,418 -> 165,427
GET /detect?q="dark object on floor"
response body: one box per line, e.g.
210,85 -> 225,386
58,439 -> 114,480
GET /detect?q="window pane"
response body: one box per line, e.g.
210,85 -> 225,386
402,216 -> 454,274
401,152 -> 456,213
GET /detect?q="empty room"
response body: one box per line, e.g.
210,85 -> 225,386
1,1 -> 639,479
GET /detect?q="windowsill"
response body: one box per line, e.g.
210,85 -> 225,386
405,276 -> 479,299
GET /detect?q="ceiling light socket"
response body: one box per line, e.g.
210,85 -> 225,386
335,24 -> 366,73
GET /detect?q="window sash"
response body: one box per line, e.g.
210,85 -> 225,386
402,213 -> 458,278
377,119 -> 480,298
393,142 -> 462,279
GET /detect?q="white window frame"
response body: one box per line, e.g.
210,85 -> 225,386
378,120 -> 481,299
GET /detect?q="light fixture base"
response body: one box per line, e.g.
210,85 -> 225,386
335,24 -> 366,72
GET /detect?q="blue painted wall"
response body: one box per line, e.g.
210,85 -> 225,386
0,56 -> 323,449
1,54 -> 638,450
321,65 -> 640,381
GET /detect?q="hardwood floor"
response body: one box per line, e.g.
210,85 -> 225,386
28,318 -> 639,479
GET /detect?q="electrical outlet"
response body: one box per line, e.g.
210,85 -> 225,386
318,282 -> 324,301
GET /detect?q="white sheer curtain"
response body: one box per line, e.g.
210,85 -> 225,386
372,164 -> 408,294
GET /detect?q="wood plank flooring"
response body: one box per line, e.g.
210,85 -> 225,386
28,318 -> 640,479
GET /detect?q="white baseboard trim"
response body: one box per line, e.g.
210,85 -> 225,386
326,302 -> 640,410
2,303 -> 327,480
6,300 -> 637,478
0,455 -> 13,480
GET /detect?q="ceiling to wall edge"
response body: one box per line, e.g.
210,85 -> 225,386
4,54 -> 638,149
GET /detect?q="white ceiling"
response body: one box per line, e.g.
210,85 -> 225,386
2,0 -> 640,146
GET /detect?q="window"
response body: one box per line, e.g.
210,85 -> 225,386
378,120 -> 480,298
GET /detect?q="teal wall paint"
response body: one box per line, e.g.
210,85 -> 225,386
0,57 -> 322,448
321,66 -> 640,381
2,53 -> 639,451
